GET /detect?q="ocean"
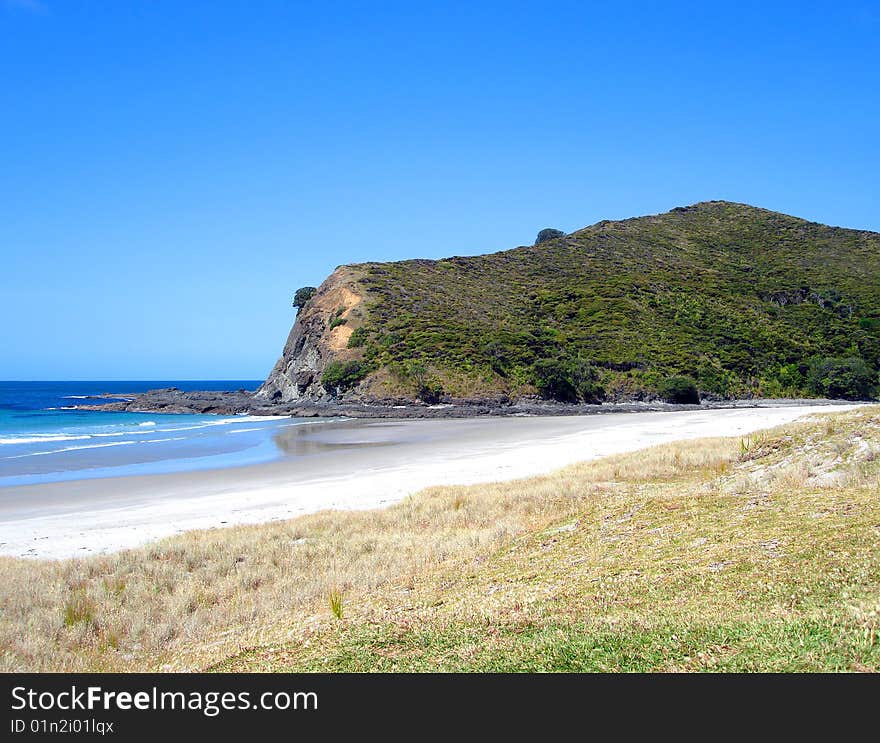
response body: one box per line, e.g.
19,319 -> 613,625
0,381 -> 315,487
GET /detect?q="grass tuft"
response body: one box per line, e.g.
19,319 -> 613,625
63,590 -> 97,630
328,588 -> 345,620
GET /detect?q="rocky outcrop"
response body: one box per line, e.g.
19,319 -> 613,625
76,388 -> 259,415
256,267 -> 367,403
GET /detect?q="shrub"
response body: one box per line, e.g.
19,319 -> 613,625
695,361 -> 739,398
321,361 -> 369,394
481,340 -> 513,377
776,363 -> 805,393
657,375 -> 700,404
347,327 -> 368,348
806,357 -> 876,400
292,286 -> 317,310
328,315 -> 347,330
416,377 -> 444,404
392,361 -> 444,402
532,357 -> 604,403
758,363 -> 806,398
858,317 -> 880,334
393,360 -> 427,386
535,228 -> 565,245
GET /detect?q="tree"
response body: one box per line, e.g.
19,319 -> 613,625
532,357 -> 604,403
292,286 -> 317,311
657,375 -> 700,404
806,357 -> 876,400
535,228 -> 565,245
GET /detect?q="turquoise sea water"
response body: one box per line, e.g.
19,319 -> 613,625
0,381 -> 314,487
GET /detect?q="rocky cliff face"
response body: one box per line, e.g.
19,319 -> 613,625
256,267 -> 366,403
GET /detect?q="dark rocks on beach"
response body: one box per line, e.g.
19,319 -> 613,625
76,388 -> 259,416
73,387 -> 855,420
75,387 -> 654,417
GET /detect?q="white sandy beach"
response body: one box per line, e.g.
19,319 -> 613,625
0,404 -> 866,560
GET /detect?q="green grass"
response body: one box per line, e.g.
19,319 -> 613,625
342,201 -> 880,400
230,619 -> 878,672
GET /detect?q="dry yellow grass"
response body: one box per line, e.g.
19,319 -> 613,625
1,407 -> 879,672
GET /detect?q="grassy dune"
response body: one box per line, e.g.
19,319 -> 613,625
2,407 -> 879,672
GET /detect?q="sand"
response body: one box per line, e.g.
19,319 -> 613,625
0,404 -> 865,560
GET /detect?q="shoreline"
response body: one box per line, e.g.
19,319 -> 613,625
0,403 -> 869,561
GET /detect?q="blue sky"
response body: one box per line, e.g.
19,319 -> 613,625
1,1 -> 878,380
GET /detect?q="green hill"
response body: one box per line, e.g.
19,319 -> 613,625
260,201 -> 880,403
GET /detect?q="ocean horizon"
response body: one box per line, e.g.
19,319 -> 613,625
0,380 -> 315,487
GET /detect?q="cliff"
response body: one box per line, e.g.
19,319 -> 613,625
257,266 -> 368,402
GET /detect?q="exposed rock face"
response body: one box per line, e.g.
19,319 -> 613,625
757,286 -> 856,318
256,267 -> 366,403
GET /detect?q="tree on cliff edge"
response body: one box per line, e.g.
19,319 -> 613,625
535,228 -> 565,245
292,286 -> 317,311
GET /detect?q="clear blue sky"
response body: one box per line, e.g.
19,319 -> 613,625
2,1 -> 877,380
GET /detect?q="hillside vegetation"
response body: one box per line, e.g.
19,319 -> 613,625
327,201 -> 880,402
2,407 -> 878,671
